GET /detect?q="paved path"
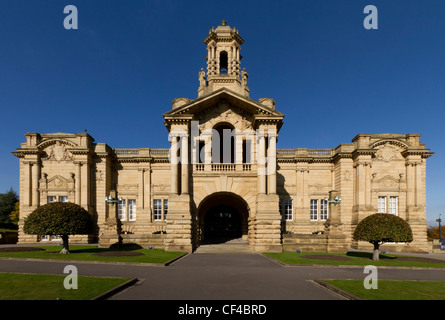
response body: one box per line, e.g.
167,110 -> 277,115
1,252 -> 444,301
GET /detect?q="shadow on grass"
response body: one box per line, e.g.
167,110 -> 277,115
47,243 -> 144,254
346,251 -> 396,260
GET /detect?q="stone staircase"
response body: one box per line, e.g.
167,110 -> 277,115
194,238 -> 254,254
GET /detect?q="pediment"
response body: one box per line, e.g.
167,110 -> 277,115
374,175 -> 400,188
45,175 -> 74,190
163,88 -> 284,131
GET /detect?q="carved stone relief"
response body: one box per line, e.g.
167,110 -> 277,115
42,141 -> 73,162
116,184 -> 138,195
374,144 -> 404,162
197,101 -> 253,132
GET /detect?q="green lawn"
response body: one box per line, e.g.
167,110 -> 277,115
0,273 -> 132,300
324,279 -> 445,300
0,245 -> 185,264
264,251 -> 445,268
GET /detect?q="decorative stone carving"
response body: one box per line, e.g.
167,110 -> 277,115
116,184 -> 138,195
374,144 -> 403,162
343,170 -> 351,182
152,184 -> 168,192
197,101 -> 253,132
374,175 -> 400,189
43,141 -> 73,162
241,68 -> 248,86
96,169 -> 104,182
199,68 -> 206,87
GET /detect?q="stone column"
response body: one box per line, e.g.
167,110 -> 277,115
31,161 -> 40,207
23,162 -> 32,207
170,136 -> 179,195
365,163 -> 371,208
267,132 -> 277,194
355,162 -> 365,208
145,166 -> 151,216
138,168 -> 145,210
415,161 -> 422,206
75,162 -> 82,205
81,162 -> 89,209
181,134 -> 189,195
406,161 -> 415,208
257,132 -> 266,194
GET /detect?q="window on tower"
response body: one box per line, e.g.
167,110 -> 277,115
220,51 -> 228,74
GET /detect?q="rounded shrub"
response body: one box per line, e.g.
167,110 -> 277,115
353,213 -> 413,260
24,202 -> 94,253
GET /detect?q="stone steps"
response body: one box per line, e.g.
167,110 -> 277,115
194,238 -> 254,254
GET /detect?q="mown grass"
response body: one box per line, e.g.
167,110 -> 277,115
264,251 -> 445,268
0,245 -> 185,264
324,279 -> 445,300
0,273 -> 132,300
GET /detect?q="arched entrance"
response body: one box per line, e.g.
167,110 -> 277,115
197,192 -> 249,244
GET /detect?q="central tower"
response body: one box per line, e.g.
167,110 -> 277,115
198,20 -> 249,97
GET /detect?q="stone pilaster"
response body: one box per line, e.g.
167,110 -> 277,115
165,194 -> 193,252
253,194 -> 282,253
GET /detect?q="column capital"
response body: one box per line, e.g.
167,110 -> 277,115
23,160 -> 39,166
353,160 -> 371,168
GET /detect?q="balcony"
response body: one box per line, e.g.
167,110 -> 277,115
194,163 -> 254,173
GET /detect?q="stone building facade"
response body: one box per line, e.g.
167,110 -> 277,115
13,22 -> 433,253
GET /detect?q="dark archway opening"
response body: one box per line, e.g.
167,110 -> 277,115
204,205 -> 242,242
198,192 -> 248,245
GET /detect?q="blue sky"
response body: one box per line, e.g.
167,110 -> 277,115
0,0 -> 444,224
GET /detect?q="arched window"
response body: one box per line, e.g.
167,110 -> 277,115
219,51 -> 228,74
212,123 -> 235,163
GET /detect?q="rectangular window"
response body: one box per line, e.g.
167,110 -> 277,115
284,199 -> 293,221
128,199 -> 136,221
118,199 -> 126,221
389,196 -> 398,215
154,199 -> 162,221
163,199 -> 168,221
47,196 -> 57,203
320,199 -> 328,221
59,196 -> 68,203
378,196 -> 387,213
310,199 -> 318,221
